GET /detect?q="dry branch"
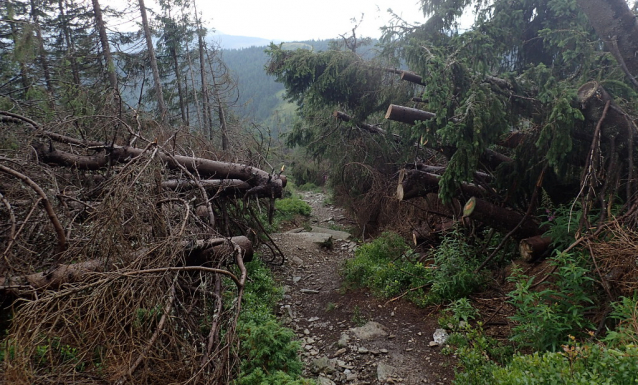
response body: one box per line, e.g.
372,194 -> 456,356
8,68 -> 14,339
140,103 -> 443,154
0,164 -> 67,253
0,236 -> 252,293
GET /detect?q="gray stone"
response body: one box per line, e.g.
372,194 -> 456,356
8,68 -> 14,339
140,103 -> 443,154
316,376 -> 336,385
292,276 -> 302,284
300,289 -> 320,294
433,328 -> 449,345
311,356 -> 337,374
332,348 -> 347,357
310,226 -> 351,240
377,362 -> 396,382
337,332 -> 350,347
357,346 -> 369,354
290,256 -> 304,266
350,321 -> 388,340
286,231 -> 333,246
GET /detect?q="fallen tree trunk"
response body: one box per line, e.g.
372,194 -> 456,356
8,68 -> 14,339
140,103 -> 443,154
462,196 -> 543,239
33,143 -> 286,198
333,110 -> 388,135
162,179 -> 252,196
397,169 -> 487,201
0,236 -> 252,293
519,235 -> 552,262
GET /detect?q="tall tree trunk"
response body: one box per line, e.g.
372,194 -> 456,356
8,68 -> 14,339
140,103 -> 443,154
91,0 -> 118,90
197,29 -> 212,138
193,1 -> 212,137
138,0 -> 167,121
29,0 -> 54,98
7,2 -> 30,96
58,0 -> 81,86
171,46 -> 187,124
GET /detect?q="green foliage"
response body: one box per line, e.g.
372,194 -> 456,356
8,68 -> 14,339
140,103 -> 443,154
237,320 -> 303,378
236,258 -> 310,384
342,232 -> 427,300
343,231 -> 486,305
446,324 -> 514,385
427,231 -> 486,303
439,298 -> 479,330
603,295 -> 638,347
507,252 -> 595,351
455,342 -> 638,385
275,197 -> 312,219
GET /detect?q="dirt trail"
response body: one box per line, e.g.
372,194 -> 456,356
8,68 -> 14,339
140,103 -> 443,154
267,192 -> 456,385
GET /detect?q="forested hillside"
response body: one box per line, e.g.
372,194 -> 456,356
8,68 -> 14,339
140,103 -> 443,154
222,39 -> 332,123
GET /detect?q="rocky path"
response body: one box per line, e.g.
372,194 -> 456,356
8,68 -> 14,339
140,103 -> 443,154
267,192 -> 456,385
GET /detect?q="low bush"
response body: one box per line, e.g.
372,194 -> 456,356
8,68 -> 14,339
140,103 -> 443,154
235,258 -> 312,384
343,230 -> 486,306
507,251 -> 595,351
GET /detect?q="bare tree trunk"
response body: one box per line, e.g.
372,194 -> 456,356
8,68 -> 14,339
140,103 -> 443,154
91,0 -> 118,90
7,5 -> 30,95
29,0 -> 54,98
58,0 -> 81,86
198,30 -> 212,137
171,46 -> 187,124
138,0 -> 168,121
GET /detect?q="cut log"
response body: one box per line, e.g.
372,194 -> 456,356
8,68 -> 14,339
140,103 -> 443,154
519,235 -> 552,262
397,169 -> 486,201
0,236 -> 253,293
400,71 -> 425,86
462,197 -> 543,239
385,104 -> 436,125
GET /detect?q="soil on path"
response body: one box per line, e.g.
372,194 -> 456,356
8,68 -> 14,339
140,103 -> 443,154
267,192 -> 457,385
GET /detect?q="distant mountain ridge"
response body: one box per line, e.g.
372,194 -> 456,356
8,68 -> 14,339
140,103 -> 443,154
209,32 -> 281,49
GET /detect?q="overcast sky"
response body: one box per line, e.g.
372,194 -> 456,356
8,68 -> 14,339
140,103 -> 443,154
199,0 -> 425,41
117,0 -> 427,42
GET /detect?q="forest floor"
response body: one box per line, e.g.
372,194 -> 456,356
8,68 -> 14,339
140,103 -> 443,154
266,192 -> 457,385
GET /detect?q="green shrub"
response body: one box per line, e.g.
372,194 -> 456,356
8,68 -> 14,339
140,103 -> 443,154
478,343 -> 638,384
342,232 -> 430,302
507,251 -> 595,351
427,232 -> 486,303
235,258 -> 310,384
275,197 -> 312,219
342,231 -> 487,306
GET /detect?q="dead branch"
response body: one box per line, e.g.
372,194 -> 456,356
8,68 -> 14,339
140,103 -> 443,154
0,164 -> 67,253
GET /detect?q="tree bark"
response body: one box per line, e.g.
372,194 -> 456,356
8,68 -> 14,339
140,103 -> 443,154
462,196 -> 543,239
91,0 -> 118,90
138,0 -> 168,121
